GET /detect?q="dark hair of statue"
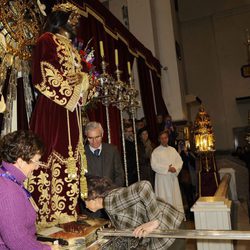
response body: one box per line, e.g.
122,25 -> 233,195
85,175 -> 117,201
43,11 -> 71,34
0,130 -> 44,163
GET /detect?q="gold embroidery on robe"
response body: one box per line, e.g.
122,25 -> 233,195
28,141 -> 86,228
30,32 -> 89,227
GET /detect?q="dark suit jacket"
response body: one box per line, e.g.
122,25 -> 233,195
85,143 -> 124,187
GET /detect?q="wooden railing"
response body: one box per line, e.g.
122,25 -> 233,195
214,173 -> 231,198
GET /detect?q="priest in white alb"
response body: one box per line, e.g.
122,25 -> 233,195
151,130 -> 184,214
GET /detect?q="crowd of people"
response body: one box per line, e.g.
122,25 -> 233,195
123,115 -> 197,221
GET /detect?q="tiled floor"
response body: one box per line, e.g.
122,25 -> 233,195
181,200 -> 250,250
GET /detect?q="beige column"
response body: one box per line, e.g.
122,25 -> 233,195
128,0 -> 187,121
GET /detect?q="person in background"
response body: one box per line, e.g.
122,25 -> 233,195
84,121 -> 124,187
156,114 -> 165,134
135,119 -> 145,133
137,127 -> 155,187
85,175 -> 184,250
124,123 -> 138,185
164,115 -> 177,148
0,130 -> 58,250
141,117 -> 147,127
151,131 -> 184,214
178,140 -> 196,220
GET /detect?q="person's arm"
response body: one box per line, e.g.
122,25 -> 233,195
151,150 -> 170,175
172,148 -> 183,176
0,191 -> 51,250
113,146 -> 125,187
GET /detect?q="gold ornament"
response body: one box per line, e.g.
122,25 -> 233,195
67,145 -> 77,180
0,0 -> 43,60
0,95 -> 6,113
52,2 -> 80,27
52,2 -> 78,13
78,141 -> 88,200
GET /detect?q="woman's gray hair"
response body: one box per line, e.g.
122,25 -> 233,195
85,121 -> 104,136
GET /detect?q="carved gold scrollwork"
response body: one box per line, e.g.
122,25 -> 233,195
0,0 -> 43,128
0,0 -> 43,60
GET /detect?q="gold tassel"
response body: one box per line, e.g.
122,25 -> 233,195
80,175 -> 88,200
78,141 -> 88,199
67,145 -> 77,179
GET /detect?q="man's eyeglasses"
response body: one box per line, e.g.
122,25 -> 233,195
87,135 -> 102,141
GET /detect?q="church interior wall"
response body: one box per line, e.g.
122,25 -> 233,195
180,2 -> 250,150
108,0 -> 250,151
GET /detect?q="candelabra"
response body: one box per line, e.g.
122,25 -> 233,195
113,62 -> 130,186
96,46 -> 142,185
96,41 -> 116,143
126,66 -> 141,182
97,59 -> 114,143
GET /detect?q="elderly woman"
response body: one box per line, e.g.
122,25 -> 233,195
0,130 -> 57,250
85,175 -> 184,249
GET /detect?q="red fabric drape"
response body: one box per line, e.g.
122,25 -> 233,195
137,57 -> 158,145
77,15 -> 120,148
151,70 -> 169,116
77,15 -> 135,151
71,0 -> 162,75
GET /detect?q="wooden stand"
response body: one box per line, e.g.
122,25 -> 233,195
38,217 -> 108,249
198,151 -> 219,197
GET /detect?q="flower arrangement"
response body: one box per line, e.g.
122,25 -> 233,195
75,38 -> 100,107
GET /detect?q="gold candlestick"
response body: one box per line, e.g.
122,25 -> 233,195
99,40 -> 104,58
115,49 -> 119,67
127,61 -> 131,75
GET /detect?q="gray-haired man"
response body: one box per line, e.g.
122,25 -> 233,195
84,121 -> 124,187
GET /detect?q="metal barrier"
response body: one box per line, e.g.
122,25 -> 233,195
97,228 -> 250,240
97,173 -> 248,249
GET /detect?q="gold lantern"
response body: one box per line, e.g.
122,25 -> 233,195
194,105 -> 219,196
194,105 -> 215,152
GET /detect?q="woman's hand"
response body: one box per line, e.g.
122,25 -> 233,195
50,245 -> 60,250
133,220 -> 159,238
41,242 -> 59,250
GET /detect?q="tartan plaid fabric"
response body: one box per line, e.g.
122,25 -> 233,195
104,181 -> 184,249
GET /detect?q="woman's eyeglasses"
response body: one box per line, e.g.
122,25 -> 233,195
30,159 -> 48,169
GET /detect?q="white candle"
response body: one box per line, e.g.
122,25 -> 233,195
115,49 -> 119,66
99,41 -> 104,58
127,61 -> 131,75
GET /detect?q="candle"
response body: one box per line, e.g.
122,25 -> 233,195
127,61 -> 131,75
115,49 -> 119,66
99,41 -> 104,58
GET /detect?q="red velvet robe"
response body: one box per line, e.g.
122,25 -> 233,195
29,32 -> 88,227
